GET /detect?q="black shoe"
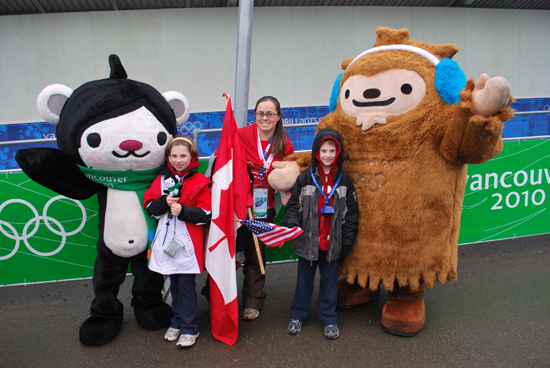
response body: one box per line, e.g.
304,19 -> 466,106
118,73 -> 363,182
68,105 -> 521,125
79,316 -> 122,346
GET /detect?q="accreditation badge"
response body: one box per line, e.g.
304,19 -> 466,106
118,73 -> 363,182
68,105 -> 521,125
253,188 -> 268,219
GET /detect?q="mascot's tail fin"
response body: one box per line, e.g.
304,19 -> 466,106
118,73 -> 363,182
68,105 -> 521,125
109,54 -> 128,80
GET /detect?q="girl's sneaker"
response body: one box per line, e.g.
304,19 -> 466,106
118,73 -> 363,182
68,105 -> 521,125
176,332 -> 199,348
164,327 -> 181,342
324,324 -> 339,339
287,319 -> 303,335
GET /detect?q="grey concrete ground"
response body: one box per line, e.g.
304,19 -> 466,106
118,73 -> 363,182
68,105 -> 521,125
1,234 -> 549,368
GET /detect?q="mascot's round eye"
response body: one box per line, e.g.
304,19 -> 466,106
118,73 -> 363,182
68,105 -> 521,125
86,133 -> 101,148
157,132 -> 168,146
345,89 -> 350,99
401,84 -> 413,95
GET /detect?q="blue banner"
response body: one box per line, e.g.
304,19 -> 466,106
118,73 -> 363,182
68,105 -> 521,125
2,97 -> 549,171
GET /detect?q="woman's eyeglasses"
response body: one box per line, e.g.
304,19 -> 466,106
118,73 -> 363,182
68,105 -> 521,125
255,112 -> 279,118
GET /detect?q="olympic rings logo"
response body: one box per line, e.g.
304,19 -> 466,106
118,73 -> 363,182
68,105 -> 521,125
356,174 -> 387,192
177,121 -> 203,135
0,196 -> 87,261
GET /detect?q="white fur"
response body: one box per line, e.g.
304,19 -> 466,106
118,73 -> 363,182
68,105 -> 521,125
103,189 -> 148,257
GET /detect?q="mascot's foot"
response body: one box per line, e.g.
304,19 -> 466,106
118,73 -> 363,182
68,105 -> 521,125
79,316 -> 122,346
381,281 -> 425,337
134,302 -> 173,330
337,278 -> 380,310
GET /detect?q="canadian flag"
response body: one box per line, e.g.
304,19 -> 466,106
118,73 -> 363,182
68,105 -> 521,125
205,97 -> 249,346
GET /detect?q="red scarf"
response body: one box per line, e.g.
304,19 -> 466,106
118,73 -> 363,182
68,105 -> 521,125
315,138 -> 341,251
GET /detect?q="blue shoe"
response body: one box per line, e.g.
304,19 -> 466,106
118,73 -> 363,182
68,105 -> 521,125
324,324 -> 339,339
287,319 -> 303,335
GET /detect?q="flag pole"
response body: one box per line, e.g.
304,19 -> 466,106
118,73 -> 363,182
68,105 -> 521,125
223,93 -> 265,276
248,208 -> 265,275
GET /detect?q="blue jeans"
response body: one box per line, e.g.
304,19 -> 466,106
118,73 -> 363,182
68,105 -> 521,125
290,251 -> 338,325
170,273 -> 198,334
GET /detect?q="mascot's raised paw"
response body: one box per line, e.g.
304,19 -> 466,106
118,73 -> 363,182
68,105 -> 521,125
471,73 -> 512,117
268,160 -> 301,192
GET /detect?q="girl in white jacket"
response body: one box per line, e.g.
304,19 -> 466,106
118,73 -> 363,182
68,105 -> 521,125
143,137 -> 211,348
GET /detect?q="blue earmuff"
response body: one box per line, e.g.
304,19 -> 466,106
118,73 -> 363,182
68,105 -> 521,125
434,58 -> 467,104
329,72 -> 343,112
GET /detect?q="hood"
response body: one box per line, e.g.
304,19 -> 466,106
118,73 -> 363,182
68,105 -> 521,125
312,128 -> 344,176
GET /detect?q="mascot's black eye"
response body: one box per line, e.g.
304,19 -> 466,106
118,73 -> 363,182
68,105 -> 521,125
401,84 -> 413,95
86,133 -> 101,148
157,132 -> 168,146
345,89 -> 350,99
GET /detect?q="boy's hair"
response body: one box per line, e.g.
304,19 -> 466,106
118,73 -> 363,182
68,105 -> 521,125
319,138 -> 337,149
166,137 -> 198,158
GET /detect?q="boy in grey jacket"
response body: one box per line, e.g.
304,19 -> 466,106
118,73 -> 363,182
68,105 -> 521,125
285,128 -> 359,339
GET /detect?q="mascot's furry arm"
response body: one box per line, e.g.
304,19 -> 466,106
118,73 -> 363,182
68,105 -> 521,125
15,148 -> 99,199
440,74 -> 514,165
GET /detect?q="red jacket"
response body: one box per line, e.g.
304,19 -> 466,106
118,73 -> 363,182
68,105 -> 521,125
237,124 -> 294,208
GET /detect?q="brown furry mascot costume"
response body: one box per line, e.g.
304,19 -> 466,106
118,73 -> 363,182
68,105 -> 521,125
269,27 -> 514,336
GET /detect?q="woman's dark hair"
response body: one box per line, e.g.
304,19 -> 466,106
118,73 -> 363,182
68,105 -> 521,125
255,96 -> 288,160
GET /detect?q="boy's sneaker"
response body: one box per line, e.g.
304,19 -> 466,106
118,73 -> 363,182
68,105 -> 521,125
243,308 -> 260,321
324,324 -> 340,339
287,319 -> 303,335
176,332 -> 199,348
164,327 -> 181,342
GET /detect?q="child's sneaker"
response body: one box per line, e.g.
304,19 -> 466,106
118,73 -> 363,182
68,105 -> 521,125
176,332 -> 199,347
324,324 -> 339,339
164,327 -> 181,342
287,319 -> 303,335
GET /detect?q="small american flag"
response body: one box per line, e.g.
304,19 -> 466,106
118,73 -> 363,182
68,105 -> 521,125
239,220 -> 303,248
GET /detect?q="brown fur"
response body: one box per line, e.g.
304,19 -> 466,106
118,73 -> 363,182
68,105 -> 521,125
288,27 -> 514,292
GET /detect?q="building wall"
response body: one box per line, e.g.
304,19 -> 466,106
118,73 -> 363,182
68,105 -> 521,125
1,6 -> 549,122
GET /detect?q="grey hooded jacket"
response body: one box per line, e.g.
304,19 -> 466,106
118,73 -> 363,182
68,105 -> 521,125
285,128 -> 359,262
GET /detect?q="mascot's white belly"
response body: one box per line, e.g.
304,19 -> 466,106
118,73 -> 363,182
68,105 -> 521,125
104,188 -> 148,257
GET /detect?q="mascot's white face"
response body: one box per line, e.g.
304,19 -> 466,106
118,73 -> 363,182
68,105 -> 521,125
37,84 -> 190,172
79,107 -> 170,171
340,69 -> 426,131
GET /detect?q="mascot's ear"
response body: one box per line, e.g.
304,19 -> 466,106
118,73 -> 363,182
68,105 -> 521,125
162,91 -> 190,127
329,73 -> 343,112
434,58 -> 467,104
36,84 -> 73,125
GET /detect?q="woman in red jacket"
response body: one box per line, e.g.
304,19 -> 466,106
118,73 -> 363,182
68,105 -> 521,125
238,96 -> 294,320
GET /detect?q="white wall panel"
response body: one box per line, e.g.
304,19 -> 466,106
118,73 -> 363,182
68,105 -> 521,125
1,7 -> 548,122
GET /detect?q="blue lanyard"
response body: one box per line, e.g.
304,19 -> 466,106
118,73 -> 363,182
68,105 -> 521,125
259,138 -> 273,180
309,167 -> 342,214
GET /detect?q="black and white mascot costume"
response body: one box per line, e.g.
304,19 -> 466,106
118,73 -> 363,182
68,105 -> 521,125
16,55 -> 190,346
